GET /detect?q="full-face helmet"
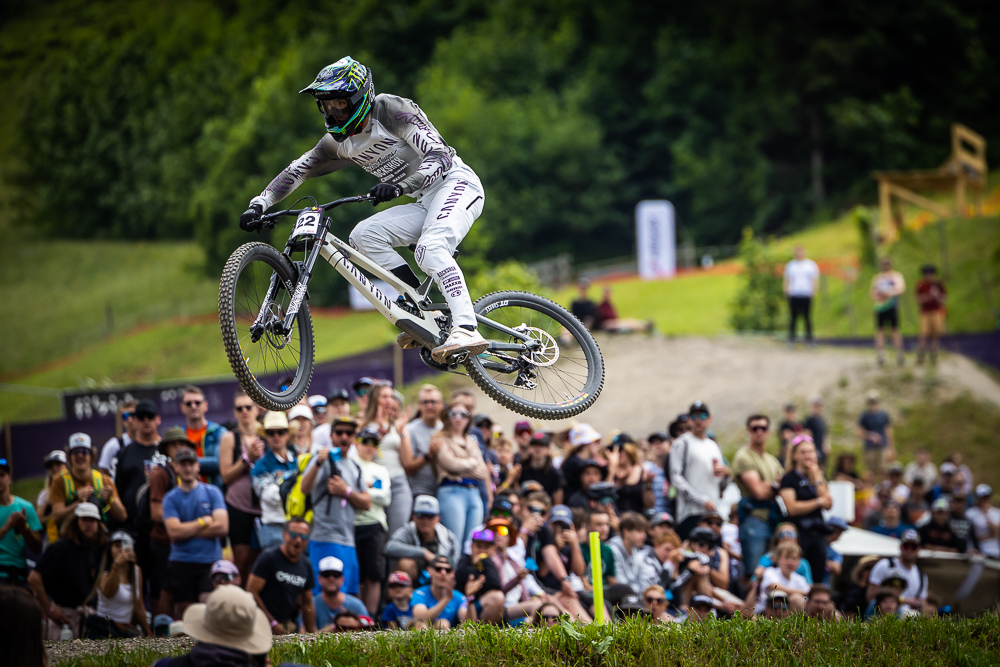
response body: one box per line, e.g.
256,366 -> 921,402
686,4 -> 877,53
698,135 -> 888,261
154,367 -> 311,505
300,57 -> 374,141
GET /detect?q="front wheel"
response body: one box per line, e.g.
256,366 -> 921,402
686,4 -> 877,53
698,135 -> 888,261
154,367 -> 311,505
219,242 -> 315,411
466,291 -> 604,419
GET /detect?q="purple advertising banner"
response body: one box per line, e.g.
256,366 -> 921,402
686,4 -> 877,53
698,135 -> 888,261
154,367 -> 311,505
6,345 -> 434,480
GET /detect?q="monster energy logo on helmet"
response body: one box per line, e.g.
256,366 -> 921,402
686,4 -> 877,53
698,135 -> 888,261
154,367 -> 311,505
300,56 -> 374,142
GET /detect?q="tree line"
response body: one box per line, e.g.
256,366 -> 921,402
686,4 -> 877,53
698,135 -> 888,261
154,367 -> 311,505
3,0 -> 997,273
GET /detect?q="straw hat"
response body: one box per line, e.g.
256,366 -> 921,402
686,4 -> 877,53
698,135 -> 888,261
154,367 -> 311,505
181,586 -> 271,654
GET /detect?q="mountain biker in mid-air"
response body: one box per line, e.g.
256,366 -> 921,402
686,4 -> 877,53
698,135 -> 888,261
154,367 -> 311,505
239,56 -> 488,363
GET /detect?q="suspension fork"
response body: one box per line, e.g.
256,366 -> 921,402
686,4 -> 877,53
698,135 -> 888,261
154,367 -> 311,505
277,222 -> 329,334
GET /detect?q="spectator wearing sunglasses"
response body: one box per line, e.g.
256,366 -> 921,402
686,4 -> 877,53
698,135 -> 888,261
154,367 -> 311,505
209,560 -> 242,589
35,449 -> 67,550
98,399 -> 138,477
403,384 -> 445,500
642,585 -> 671,623
352,377 -> 377,418
670,402 -> 729,540
385,495 -> 461,586
217,391 -> 266,587
432,403 -> 491,548
350,426 -> 393,615
112,399 -> 162,536
177,385 -> 228,487
731,414 -> 783,572
312,555 -> 367,632
247,517 -> 317,634
867,530 -> 930,615
536,600 -> 563,627
251,412 -> 300,550
411,555 -> 470,629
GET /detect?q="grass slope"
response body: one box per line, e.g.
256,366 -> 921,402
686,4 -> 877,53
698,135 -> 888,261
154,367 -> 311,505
50,616 -> 1000,667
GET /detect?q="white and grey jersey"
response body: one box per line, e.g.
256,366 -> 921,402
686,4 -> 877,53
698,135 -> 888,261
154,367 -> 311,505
251,94 -> 459,210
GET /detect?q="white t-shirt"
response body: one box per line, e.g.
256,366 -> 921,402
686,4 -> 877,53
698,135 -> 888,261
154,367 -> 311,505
98,434 -> 131,476
756,567 -> 809,613
311,423 -> 332,453
784,259 -> 820,297
869,558 -> 927,600
966,506 -> 1000,558
669,433 -> 725,524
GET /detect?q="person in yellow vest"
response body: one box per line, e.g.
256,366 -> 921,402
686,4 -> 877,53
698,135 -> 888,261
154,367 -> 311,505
46,433 -> 127,542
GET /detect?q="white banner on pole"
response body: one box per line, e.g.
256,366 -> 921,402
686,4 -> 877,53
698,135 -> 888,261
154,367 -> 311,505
635,200 -> 676,280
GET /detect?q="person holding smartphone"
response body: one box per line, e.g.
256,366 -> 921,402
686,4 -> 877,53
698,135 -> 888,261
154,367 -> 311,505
88,531 -> 153,637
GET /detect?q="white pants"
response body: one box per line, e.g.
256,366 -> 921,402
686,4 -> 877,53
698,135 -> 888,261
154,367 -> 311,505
349,165 -> 485,329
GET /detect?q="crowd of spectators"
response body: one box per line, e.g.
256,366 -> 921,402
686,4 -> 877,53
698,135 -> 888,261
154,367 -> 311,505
1,378 -> 997,645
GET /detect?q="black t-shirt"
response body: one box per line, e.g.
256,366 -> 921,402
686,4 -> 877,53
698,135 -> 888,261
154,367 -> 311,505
920,521 -> 965,553
251,546 -> 315,623
456,554 -> 502,595
779,470 -> 825,533
524,525 -> 555,568
570,298 -> 600,329
114,441 -> 159,531
520,464 -> 564,499
616,481 -> 645,514
35,538 -> 105,607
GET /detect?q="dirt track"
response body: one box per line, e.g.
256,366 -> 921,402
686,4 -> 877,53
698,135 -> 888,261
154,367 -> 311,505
459,334 -> 1000,448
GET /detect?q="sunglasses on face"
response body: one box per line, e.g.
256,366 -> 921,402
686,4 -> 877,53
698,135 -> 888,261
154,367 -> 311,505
320,571 -> 344,578
750,425 -> 769,433
213,573 -> 235,583
266,429 -> 288,437
777,531 -> 797,540
234,404 -> 255,412
286,531 -> 309,541
184,400 -> 203,407
901,543 -> 919,550
121,412 -> 132,420
433,566 -> 453,573
357,388 -> 370,398
448,410 -> 471,420
690,412 -> 709,421
527,506 -> 546,516
419,399 -> 441,405
415,513 -> 437,520
135,413 -> 157,421
333,429 -> 356,437
645,596 -> 666,604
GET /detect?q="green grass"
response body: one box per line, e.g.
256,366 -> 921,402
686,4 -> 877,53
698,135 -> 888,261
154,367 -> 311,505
50,616 -> 1000,667
0,240 -> 220,377
0,311 -> 394,424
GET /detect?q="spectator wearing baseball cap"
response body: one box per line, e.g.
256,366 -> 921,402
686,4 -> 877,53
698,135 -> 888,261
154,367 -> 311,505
947,491 -> 981,553
162,447 -> 229,618
687,594 -> 716,622
151,586 -> 272,667
36,450 -> 68,547
87,531 -> 153,638
822,517 -> 849,586
350,425 -> 393,615
327,389 -> 352,418
29,503 -> 107,639
210,560 -> 241,589
312,555 -> 367,632
287,404 -> 316,456
967,484 -> 999,558
867,529 -> 930,615
671,401 -> 729,540
352,377 -> 377,416
920,497 -> 966,553
927,461 -> 962,503
561,424 -> 608,500
307,394 -> 328,418
411,555 -> 470,629
113,399 -> 163,538
456,528 -> 506,623
0,455 -> 42,586
381,571 -> 415,629
385,495 -> 461,586
565,459 -> 607,510
46,432 -> 126,544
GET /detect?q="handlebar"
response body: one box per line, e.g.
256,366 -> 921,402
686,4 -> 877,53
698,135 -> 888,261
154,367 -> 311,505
257,194 -> 376,226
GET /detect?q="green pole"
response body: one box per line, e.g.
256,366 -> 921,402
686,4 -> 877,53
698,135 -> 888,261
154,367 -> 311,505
589,531 -> 605,624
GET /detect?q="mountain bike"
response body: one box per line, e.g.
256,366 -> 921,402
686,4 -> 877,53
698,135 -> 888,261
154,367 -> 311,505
219,194 -> 604,419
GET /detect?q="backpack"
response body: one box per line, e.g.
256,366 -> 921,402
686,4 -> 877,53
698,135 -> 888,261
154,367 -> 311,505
134,464 -> 177,536
282,452 -> 314,523
47,469 -> 108,542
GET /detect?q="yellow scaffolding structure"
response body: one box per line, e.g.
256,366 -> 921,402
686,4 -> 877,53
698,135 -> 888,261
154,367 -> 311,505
873,123 -> 988,242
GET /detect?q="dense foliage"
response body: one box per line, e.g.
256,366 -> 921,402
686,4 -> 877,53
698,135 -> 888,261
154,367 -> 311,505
3,0 -> 998,271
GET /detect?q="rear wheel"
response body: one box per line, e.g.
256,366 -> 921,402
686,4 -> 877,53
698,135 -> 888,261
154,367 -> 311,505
467,291 -> 604,419
219,242 -> 314,411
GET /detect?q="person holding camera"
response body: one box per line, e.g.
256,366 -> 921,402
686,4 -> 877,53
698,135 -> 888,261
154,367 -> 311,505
86,531 -> 153,638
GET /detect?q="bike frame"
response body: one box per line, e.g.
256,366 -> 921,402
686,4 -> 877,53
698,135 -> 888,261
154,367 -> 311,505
257,196 -> 536,358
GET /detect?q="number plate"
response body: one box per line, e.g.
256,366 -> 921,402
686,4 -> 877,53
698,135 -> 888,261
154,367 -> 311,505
291,208 -> 322,238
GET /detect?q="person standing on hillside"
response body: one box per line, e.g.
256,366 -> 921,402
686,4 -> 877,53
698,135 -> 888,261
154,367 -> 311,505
239,56 -> 489,363
857,390 -> 894,478
915,264 -> 947,365
177,386 -> 228,487
670,401 -> 729,540
869,257 -> 906,366
784,245 -> 820,346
